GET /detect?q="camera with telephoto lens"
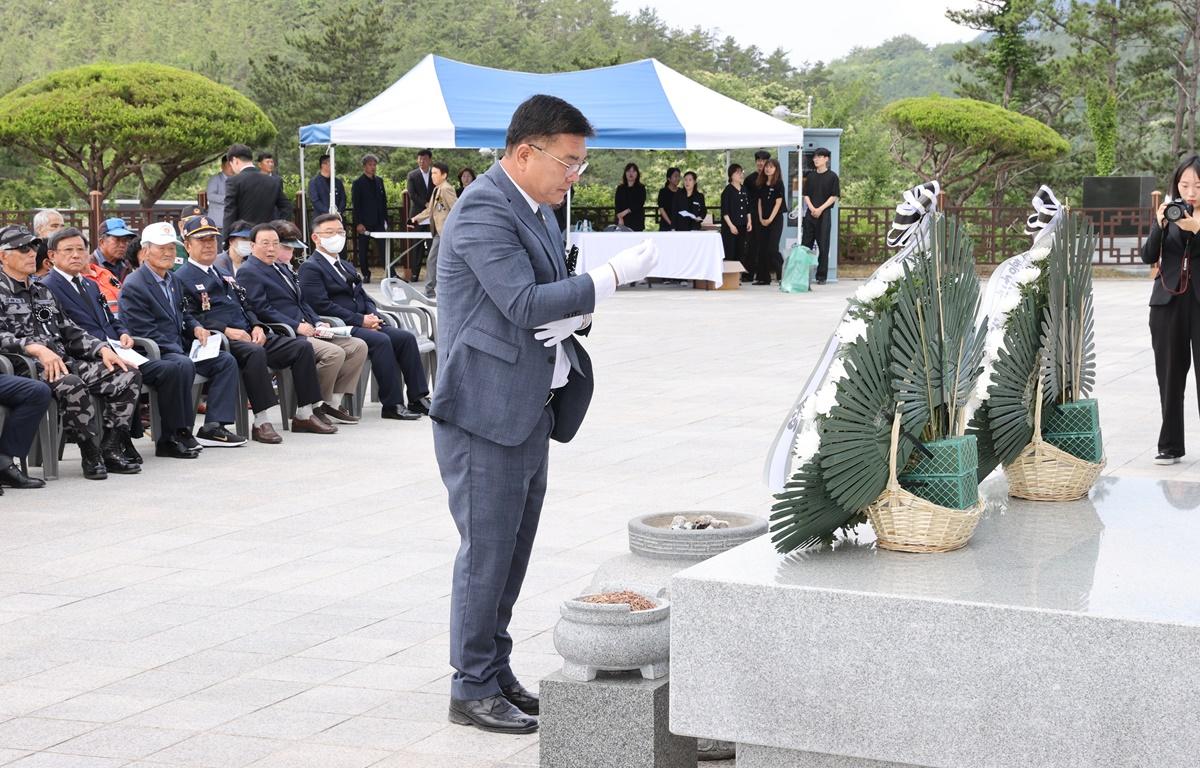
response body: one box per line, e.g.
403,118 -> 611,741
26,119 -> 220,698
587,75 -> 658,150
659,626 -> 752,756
1165,200 -> 1194,223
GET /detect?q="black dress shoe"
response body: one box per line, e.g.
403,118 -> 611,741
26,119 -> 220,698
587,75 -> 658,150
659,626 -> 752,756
407,395 -> 432,415
121,433 -> 144,464
177,429 -> 202,452
501,682 -> 539,716
0,462 -> 45,489
155,436 -> 200,459
382,405 -> 421,421
448,695 -> 538,734
78,440 -> 107,480
101,432 -> 141,474
752,280 -> 771,285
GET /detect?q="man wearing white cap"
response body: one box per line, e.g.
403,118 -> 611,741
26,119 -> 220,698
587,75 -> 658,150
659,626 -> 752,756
118,222 -> 247,448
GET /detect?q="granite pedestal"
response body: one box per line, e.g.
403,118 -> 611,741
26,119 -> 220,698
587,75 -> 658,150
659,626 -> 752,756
541,671 -> 697,768
669,476 -> 1200,768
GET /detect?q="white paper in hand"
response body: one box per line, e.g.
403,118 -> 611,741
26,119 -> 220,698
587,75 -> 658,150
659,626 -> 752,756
106,339 -> 150,367
189,333 -> 223,362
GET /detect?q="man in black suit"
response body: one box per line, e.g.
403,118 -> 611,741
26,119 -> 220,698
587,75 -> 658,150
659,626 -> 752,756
351,153 -> 388,283
299,213 -> 428,421
42,228 -> 200,460
406,149 -> 434,280
119,222 -> 247,449
223,144 -> 293,238
176,216 -> 335,444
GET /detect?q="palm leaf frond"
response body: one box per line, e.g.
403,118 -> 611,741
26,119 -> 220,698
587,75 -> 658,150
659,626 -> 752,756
770,459 -> 857,552
1041,213 -> 1097,404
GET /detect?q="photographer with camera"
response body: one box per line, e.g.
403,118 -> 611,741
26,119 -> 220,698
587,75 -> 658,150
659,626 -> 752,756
1143,154 -> 1200,465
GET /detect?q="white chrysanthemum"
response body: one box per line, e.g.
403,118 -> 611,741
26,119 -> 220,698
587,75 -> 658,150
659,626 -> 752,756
836,317 -> 869,345
876,260 -> 905,283
985,331 -> 1004,358
794,428 -> 822,464
827,358 -> 849,383
1028,246 -> 1050,262
800,396 -> 817,423
854,279 -> 888,303
814,381 -> 840,416
1015,267 -> 1040,285
974,370 -> 992,401
997,293 -> 1021,313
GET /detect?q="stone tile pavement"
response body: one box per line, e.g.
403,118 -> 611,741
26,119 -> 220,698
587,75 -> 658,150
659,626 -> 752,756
0,278 -> 1191,767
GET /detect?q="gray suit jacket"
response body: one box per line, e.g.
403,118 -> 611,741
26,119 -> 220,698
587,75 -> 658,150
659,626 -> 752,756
430,162 -> 596,446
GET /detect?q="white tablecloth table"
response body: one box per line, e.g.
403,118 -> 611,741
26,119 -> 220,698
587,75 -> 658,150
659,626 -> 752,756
575,231 -> 724,285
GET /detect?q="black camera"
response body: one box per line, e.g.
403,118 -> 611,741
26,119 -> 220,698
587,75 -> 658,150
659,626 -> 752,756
1165,200 -> 1194,222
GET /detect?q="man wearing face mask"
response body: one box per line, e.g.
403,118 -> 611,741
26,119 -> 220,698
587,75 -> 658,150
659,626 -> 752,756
300,214 -> 429,421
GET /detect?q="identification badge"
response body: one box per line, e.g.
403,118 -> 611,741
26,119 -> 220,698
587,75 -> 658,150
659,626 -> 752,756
200,291 -> 210,311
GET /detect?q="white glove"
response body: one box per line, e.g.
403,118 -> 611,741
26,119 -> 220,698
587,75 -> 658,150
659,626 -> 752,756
533,316 -> 586,347
606,240 -> 659,284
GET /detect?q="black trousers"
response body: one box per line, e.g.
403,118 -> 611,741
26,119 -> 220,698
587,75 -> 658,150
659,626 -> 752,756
355,232 -> 379,279
1150,293 -> 1200,456
409,224 -> 431,279
228,335 -> 323,413
722,228 -> 750,272
802,211 -> 834,281
351,325 -> 429,407
753,217 -> 784,282
0,373 -> 51,462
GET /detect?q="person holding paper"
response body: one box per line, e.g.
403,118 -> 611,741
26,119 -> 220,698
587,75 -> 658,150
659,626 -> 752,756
676,171 -> 707,232
0,225 -> 143,480
42,227 -> 200,460
176,215 -> 334,444
432,95 -> 658,734
119,222 -> 247,448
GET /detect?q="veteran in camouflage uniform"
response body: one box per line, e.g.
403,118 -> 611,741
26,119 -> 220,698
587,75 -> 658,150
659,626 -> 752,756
0,225 -> 142,480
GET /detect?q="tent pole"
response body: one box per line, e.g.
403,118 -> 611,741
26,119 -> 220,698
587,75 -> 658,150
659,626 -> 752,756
299,144 -> 308,236
329,145 -> 337,215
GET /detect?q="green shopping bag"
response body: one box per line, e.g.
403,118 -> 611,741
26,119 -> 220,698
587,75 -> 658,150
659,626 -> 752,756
781,245 -> 818,293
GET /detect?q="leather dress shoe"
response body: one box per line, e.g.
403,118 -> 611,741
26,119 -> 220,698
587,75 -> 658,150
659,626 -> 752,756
78,440 -> 107,480
121,434 -> 144,464
382,405 -> 421,421
501,682 -> 539,716
408,396 -> 432,415
448,694 -> 538,734
312,409 -> 335,428
155,436 -> 200,459
177,429 -> 202,452
0,462 -> 45,489
317,403 -> 359,424
102,432 -> 141,474
252,423 -> 283,444
292,415 -> 337,434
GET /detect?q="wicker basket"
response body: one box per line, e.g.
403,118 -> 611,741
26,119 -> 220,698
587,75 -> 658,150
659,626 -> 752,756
1004,382 -> 1105,502
865,412 -> 983,553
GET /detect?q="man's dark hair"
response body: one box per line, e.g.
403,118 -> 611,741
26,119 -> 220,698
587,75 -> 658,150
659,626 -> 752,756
813,147 -> 832,159
227,144 -> 253,162
432,161 -> 449,175
504,94 -> 594,152
250,223 -> 278,242
47,227 -> 87,251
753,150 -> 771,161
257,152 -> 274,162
318,154 -> 330,165
727,163 -> 743,182
417,149 -> 432,159
311,213 -> 343,229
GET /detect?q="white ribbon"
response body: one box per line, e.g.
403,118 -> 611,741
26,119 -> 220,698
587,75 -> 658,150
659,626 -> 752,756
1024,185 -> 1062,237
886,181 -> 941,249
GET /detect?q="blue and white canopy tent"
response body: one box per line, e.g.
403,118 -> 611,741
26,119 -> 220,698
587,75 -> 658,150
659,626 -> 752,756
297,54 -> 804,234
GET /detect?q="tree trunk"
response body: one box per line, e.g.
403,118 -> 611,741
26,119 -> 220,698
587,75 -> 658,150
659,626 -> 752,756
1172,53 -> 1187,158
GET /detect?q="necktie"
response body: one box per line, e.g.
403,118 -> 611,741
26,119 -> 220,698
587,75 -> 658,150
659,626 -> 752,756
335,260 -> 353,283
71,276 -> 86,295
276,264 -> 297,294
160,279 -> 177,318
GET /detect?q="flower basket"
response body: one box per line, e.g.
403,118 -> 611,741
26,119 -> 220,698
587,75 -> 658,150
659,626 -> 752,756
866,412 -> 983,553
1005,383 -> 1104,501
898,435 -> 980,509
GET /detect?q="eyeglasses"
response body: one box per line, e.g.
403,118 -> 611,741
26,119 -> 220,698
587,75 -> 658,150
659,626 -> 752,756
529,143 -> 587,177
0,245 -> 34,254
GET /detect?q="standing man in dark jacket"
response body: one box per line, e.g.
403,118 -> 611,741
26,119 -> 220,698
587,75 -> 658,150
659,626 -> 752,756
406,149 -> 434,280
308,154 -> 347,222
223,144 -> 293,238
351,153 -> 388,283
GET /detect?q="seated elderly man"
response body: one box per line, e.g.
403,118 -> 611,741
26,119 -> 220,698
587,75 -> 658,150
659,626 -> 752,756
175,215 -> 334,443
0,225 -> 141,480
92,217 -> 137,284
0,372 -> 52,491
236,223 -> 367,425
42,227 -> 200,459
119,222 -> 247,448
300,214 -> 430,421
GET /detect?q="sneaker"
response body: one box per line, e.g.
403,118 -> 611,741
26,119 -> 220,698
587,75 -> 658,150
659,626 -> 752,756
196,424 -> 248,448
1155,452 -> 1181,465
176,429 -> 202,452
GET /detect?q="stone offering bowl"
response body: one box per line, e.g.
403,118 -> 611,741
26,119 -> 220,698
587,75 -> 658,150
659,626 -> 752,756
628,512 -> 768,560
554,583 -> 670,682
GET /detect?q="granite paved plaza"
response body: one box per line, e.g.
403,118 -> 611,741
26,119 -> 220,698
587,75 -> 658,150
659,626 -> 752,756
0,277 -> 1193,768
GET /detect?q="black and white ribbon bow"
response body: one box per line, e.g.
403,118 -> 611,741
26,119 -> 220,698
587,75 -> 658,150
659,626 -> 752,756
887,181 -> 941,249
1024,185 -> 1061,236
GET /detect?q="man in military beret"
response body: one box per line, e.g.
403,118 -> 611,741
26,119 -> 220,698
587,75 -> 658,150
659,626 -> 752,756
176,215 -> 334,444
0,225 -> 142,480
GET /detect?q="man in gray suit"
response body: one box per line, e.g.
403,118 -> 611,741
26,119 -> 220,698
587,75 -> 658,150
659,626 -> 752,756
432,94 -> 658,734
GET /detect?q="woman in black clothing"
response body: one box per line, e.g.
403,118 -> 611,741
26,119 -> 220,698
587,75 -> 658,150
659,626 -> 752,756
1142,154 -> 1200,464
753,158 -> 788,284
720,164 -> 752,277
657,167 -> 684,231
614,163 -> 646,231
458,167 -> 477,194
677,172 -> 706,231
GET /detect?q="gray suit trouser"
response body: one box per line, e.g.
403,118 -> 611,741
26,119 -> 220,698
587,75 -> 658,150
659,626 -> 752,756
433,405 -> 553,700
